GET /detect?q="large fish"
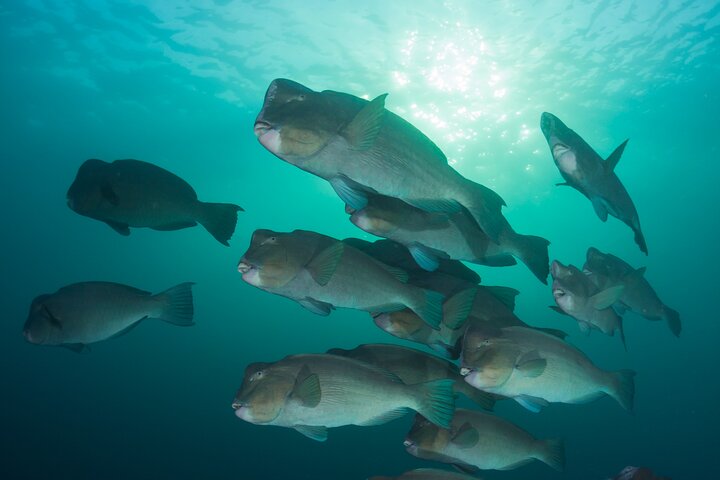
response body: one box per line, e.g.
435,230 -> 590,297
404,409 -> 565,472
254,79 -> 507,242
540,112 -> 647,254
231,353 -> 455,441
584,247 -> 681,337
369,468 -> 481,480
67,159 -> 243,245
326,343 -> 494,410
23,281 -> 194,352
237,229 -> 474,329
460,325 -> 635,413
347,194 -> 550,283
551,259 -> 626,346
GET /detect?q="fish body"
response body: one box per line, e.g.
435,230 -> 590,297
348,194 -> 549,283
584,247 -> 681,336
232,353 -> 455,441
327,343 -> 494,410
460,325 -> 635,412
238,229 -> 457,329
369,468 -> 481,480
67,159 -> 242,245
23,281 -> 194,351
404,409 -> 564,471
254,79 -> 507,242
540,112 -> 646,254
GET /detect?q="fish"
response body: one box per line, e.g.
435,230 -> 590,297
347,194 -> 550,283
326,343 -> 495,410
67,159 -> 243,245
404,409 -> 565,472
23,281 -> 194,352
254,78 -> 507,242
460,325 -> 636,413
368,468 -> 482,480
551,259 -> 626,346
231,353 -> 455,441
609,466 -> 671,480
584,247 -> 681,337
237,229 -> 475,329
540,112 -> 647,254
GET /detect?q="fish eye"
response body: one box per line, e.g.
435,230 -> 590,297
297,94 -> 306,101
261,236 -> 278,246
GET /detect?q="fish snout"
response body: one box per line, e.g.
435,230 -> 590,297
237,259 -> 253,274
253,120 -> 272,138
371,312 -> 391,330
540,112 -> 555,137
459,367 -> 472,377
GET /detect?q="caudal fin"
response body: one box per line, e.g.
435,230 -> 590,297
536,438 -> 565,472
197,201 -> 243,246
662,305 -> 681,337
412,379 -> 455,428
155,282 -> 195,326
633,224 -> 648,255
608,369 -> 636,413
408,288 -> 445,330
461,180 -> 507,243
510,233 -> 550,284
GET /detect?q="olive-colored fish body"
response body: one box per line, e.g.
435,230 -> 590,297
350,194 -> 549,283
23,281 -> 194,351
254,79 -> 507,242
232,353 -> 455,441
67,159 -> 242,245
584,247 -> 681,337
369,468 -> 481,480
461,325 -> 635,412
405,409 -> 564,472
327,343 -> 494,410
551,260 -> 625,345
238,229 -> 454,329
540,112 -> 646,254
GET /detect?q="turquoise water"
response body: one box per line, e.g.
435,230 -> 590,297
2,1 -> 719,478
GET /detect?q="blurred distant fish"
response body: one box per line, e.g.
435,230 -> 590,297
238,229 -> 475,329
610,466 -> 671,480
584,247 -> 681,337
540,112 -> 647,254
404,409 -> 564,472
551,259 -> 626,347
23,281 -> 194,352
347,194 -> 550,283
369,468 -> 481,480
67,159 -> 243,245
254,78 -> 507,242
232,353 -> 455,441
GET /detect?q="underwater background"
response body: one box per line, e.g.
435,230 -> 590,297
2,1 -> 719,479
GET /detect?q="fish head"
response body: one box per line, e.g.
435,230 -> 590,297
66,159 -> 113,216
372,310 -> 425,340
238,229 -> 310,288
254,79 -> 340,159
584,247 -> 609,274
232,361 -> 294,424
460,325 -> 515,389
404,413 -> 450,458
23,294 -> 61,345
551,260 -> 588,312
540,112 -> 580,174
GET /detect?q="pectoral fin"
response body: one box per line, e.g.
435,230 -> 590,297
297,298 -> 334,316
591,197 -> 609,222
549,305 -> 570,316
100,183 -> 119,206
62,343 -> 90,354
589,285 -> 624,310
408,243 -> 444,272
105,220 -> 130,236
451,422 -> 479,448
484,286 -> 519,311
42,305 -> 63,329
329,175 -> 370,211
515,394 -> 549,413
307,242 -> 345,286
515,350 -> 546,378
342,93 -> 387,150
292,365 -> 321,408
293,425 -> 328,442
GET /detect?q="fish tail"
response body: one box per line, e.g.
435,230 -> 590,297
155,282 -> 195,326
455,381 -> 496,411
508,232 -> 551,284
460,179 -> 506,243
536,438 -> 566,472
662,305 -> 681,337
197,201 -> 243,246
412,378 -> 455,429
608,369 -> 636,413
618,315 -> 627,351
632,220 -> 648,255
407,288 -> 444,330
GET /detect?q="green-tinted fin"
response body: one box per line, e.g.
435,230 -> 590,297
406,198 -> 463,215
549,305 -> 570,316
515,394 -> 549,413
151,221 -> 197,231
330,175 -> 370,211
343,93 -> 387,150
358,407 -> 409,426
307,242 -> 345,286
451,422 -> 479,448
536,327 -> 568,340
589,285 -> 624,310
483,286 -> 519,311
408,243 -> 443,272
374,260 -> 409,283
293,425 -> 328,442
292,365 -> 321,408
478,254 -> 517,267
591,197 -> 609,222
442,287 -> 477,330
605,139 -> 629,172
497,458 -> 534,471
297,298 -> 334,316
62,343 -> 90,354
516,350 -> 546,378
100,183 -> 119,206
107,319 -> 144,340
105,220 -> 130,236
452,464 -> 480,475
42,305 -> 63,329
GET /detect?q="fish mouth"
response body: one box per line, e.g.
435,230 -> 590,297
253,121 -> 273,138
552,288 -> 565,297
345,204 -> 357,215
459,367 -> 473,377
237,261 -> 257,274
403,439 -> 415,448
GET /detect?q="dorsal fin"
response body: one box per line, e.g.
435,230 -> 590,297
605,139 -> 629,172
